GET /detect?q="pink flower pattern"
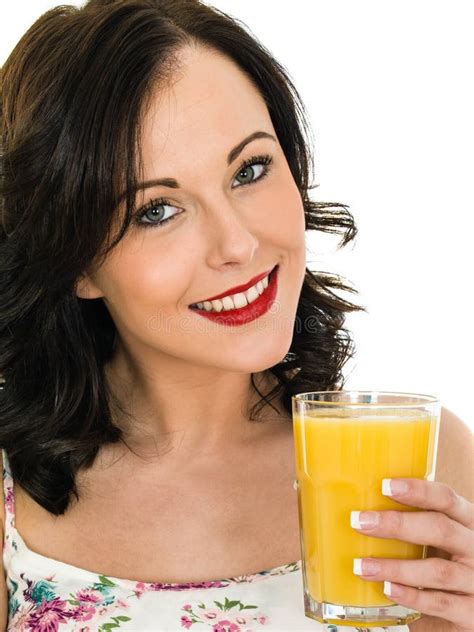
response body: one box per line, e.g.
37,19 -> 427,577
4,564 -> 298,631
179,596 -> 271,630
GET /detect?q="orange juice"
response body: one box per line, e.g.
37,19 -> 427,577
293,411 -> 438,607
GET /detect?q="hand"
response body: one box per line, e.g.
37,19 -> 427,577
350,478 -> 474,631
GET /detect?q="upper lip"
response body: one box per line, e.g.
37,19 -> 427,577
194,265 -> 276,303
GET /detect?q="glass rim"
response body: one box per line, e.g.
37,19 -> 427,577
292,390 -> 439,408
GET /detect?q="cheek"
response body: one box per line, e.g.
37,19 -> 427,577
98,244 -> 193,322
260,177 -> 306,251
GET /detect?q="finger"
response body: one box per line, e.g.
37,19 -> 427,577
353,556 -> 473,594
382,581 -> 474,630
350,509 -> 474,557
382,478 -> 474,530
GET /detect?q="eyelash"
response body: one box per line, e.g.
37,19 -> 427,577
134,153 -> 274,230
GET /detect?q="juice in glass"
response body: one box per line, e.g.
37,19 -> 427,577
292,391 -> 440,627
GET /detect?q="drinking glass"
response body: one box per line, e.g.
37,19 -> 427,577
291,390 -> 440,627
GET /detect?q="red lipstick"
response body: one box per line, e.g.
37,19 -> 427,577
189,265 -> 279,327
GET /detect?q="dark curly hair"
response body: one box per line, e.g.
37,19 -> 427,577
0,0 -> 367,516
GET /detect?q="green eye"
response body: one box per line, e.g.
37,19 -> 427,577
233,154 -> 273,187
135,197 -> 182,229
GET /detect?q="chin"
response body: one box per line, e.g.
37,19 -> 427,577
226,335 -> 294,375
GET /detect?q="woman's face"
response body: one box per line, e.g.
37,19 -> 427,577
77,45 -> 306,377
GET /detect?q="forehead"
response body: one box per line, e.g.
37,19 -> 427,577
139,46 -> 273,178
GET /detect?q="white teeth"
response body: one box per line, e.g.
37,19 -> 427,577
221,296 -> 234,311
211,299 -> 224,312
244,285 -> 259,304
192,270 -> 273,312
232,292 -> 248,309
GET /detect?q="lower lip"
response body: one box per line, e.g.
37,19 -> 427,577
189,265 -> 279,327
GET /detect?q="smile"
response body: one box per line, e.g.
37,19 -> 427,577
189,265 -> 279,327
191,268 -> 273,312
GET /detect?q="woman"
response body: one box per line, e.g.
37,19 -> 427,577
0,1 -> 472,630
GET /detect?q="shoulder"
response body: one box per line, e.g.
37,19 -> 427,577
435,405 -> 473,503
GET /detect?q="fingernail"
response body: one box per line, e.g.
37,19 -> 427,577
350,510 -> 380,529
384,581 -> 402,597
353,558 -> 381,576
382,479 -> 409,496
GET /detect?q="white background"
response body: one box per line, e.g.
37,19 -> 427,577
2,1 -> 473,430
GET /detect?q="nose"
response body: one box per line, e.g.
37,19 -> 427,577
202,196 -> 259,269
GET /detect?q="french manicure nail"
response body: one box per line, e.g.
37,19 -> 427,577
353,558 -> 381,576
383,580 -> 392,596
382,479 -> 409,496
384,580 -> 402,597
351,510 -> 380,529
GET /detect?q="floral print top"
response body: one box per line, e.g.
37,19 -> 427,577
1,449 -> 410,632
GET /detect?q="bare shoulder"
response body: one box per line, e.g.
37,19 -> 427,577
435,405 -> 473,502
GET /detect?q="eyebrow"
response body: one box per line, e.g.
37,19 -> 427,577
129,130 -> 277,194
